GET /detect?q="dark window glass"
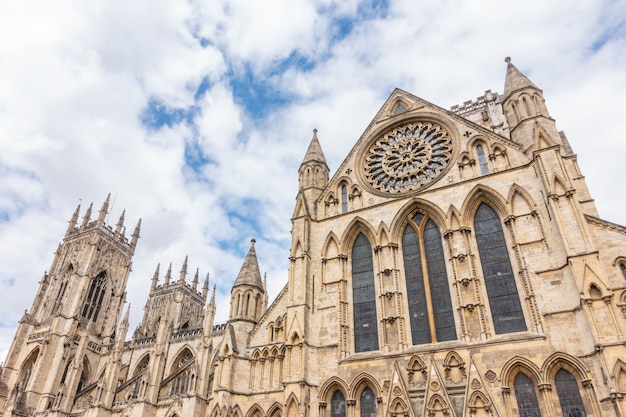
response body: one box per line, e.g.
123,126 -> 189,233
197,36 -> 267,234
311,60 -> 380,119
342,185 -> 348,213
81,272 -> 107,322
555,369 -> 586,417
360,387 -> 376,417
474,204 -> 526,334
514,373 -> 542,417
352,234 -> 379,352
476,145 -> 488,175
402,214 -> 456,344
331,390 -> 346,417
620,263 -> 626,280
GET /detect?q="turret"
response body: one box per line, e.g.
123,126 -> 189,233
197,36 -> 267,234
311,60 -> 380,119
502,57 -> 562,153
131,218 -> 141,249
202,272 -> 210,299
81,203 -> 92,227
298,129 -> 329,191
115,209 -> 125,236
192,268 -> 199,291
229,239 -> 265,323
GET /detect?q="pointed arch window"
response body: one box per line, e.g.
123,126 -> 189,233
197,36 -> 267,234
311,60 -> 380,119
331,390 -> 346,417
402,213 -> 456,344
514,373 -> 542,417
620,263 -> 626,280
474,204 -> 526,334
360,387 -> 376,417
476,145 -> 489,175
341,185 -> 348,213
523,97 -> 532,117
555,369 -> 586,417
352,233 -> 379,352
81,271 -> 107,322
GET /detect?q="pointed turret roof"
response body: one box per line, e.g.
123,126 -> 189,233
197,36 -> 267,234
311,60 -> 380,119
300,129 -> 328,168
232,239 -> 264,291
503,56 -> 540,99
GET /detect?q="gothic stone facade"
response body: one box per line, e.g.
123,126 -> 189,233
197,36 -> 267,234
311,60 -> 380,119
2,60 -> 626,417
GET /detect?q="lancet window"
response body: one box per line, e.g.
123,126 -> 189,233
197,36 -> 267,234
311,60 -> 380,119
331,390 -> 346,417
474,203 -> 526,334
360,387 -> 376,417
513,373 -> 542,417
402,213 -> 456,344
81,271 -> 107,322
555,369 -> 586,417
352,233 -> 379,352
476,145 -> 489,175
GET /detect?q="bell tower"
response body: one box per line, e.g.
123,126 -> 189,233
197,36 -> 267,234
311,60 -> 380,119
0,194 -> 139,415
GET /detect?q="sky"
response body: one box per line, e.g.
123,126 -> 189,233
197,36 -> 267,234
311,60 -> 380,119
1,0 -> 625,361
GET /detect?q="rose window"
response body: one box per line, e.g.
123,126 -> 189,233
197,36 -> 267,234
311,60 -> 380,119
363,121 -> 452,193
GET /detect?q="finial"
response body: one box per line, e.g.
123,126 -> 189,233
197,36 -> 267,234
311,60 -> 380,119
313,128 -> 318,136
505,56 -> 511,64
67,202 -> 81,234
251,238 -> 256,246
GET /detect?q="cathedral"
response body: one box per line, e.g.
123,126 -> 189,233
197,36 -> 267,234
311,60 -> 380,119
2,58 -> 626,417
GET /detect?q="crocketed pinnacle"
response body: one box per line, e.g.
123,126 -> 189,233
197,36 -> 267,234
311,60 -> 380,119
300,129 -> 328,168
232,239 -> 264,291
503,56 -> 540,100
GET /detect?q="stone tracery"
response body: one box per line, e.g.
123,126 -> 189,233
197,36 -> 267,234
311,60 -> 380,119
363,121 -> 452,194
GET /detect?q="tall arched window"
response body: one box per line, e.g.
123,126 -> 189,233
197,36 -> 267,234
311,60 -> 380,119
514,373 -> 542,417
341,185 -> 348,213
474,203 -> 526,334
81,272 -> 107,322
402,213 -> 456,344
352,233 -> 379,352
555,369 -> 586,417
360,387 -> 376,417
331,390 -> 346,417
476,145 -> 489,175
620,263 -> 626,280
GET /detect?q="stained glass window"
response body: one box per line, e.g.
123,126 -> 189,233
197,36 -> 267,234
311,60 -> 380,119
81,272 -> 107,322
474,204 -> 526,334
352,233 -> 379,352
514,373 -> 542,417
476,145 -> 489,175
402,214 -> 456,344
360,387 -> 376,417
331,390 -> 346,417
555,369 -> 586,417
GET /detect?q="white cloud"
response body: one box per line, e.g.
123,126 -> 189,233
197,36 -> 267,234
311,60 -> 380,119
0,0 -> 625,363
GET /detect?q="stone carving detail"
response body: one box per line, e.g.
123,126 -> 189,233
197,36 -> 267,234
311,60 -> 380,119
363,121 -> 452,193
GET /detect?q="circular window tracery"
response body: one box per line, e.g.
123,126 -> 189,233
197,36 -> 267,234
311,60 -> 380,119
363,121 -> 453,194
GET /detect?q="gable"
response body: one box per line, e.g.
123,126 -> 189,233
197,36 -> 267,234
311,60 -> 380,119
318,89 -> 525,216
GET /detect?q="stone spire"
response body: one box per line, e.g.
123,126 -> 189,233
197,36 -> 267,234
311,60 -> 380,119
233,239 -> 264,291
115,209 -> 125,235
301,128 -> 328,167
503,56 -> 540,100
179,256 -> 188,284
192,268 -> 199,290
151,263 -> 160,291
98,193 -> 111,222
66,202 -> 80,235
81,203 -> 93,227
202,272 -> 210,299
131,218 -> 141,249
164,263 -> 172,285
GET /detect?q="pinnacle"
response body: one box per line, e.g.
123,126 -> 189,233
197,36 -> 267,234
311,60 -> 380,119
232,239 -> 264,291
503,57 -> 540,99
300,128 -> 328,167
